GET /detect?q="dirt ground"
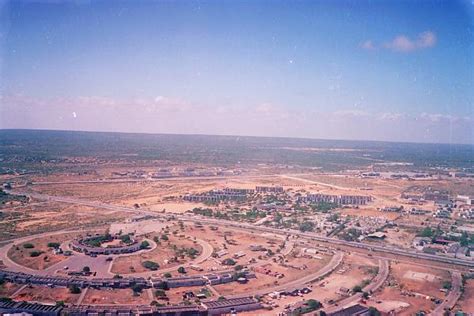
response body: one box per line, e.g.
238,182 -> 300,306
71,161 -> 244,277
369,287 -> 435,315
81,288 -> 151,305
368,262 -> 450,315
260,253 -> 378,315
0,282 -> 22,297
7,232 -> 82,270
456,279 -> 474,314
13,285 -> 80,304
156,285 -> 213,304
111,233 -> 202,274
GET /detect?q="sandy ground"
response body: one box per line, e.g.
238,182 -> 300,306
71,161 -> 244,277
111,233 -> 202,274
13,285 -> 80,304
368,261 -> 451,315
7,232 -> 81,270
81,288 -> 151,305
259,253 -> 378,315
456,279 -> 474,314
0,282 -> 23,297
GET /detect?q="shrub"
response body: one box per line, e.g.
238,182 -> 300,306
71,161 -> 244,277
68,285 -> 81,294
155,289 -> 167,297
30,251 -> 43,257
222,258 -> 236,266
140,240 -> 150,249
177,266 -> 186,274
352,285 -> 363,293
47,242 -> 60,248
142,261 -> 159,271
83,266 -> 91,273
120,234 -> 132,244
23,243 -> 34,249
132,284 -> 144,293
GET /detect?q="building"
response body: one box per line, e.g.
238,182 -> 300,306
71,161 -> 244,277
204,297 -> 261,315
456,195 -> 474,206
0,301 -> 62,316
328,304 -> 370,316
300,194 -> 372,205
255,186 -> 284,193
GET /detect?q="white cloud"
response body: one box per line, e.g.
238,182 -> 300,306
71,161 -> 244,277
362,31 -> 437,53
360,40 -> 376,50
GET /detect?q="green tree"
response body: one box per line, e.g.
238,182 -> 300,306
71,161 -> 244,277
178,266 -> 186,274
299,221 -> 315,232
68,284 -> 81,294
142,260 -> 159,271
460,232 -> 470,247
140,240 -> 150,249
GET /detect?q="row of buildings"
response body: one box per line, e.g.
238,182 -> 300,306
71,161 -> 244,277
0,296 -> 261,316
299,193 -> 373,206
0,269 -> 254,290
70,239 -> 143,256
183,187 -> 255,202
184,186 -> 286,203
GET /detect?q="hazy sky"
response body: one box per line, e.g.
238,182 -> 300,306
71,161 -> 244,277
0,0 -> 473,144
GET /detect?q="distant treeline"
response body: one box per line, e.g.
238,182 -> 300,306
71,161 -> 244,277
0,129 -> 473,171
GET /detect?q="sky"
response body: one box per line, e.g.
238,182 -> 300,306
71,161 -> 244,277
0,0 -> 473,144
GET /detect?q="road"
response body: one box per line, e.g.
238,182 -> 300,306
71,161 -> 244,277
324,259 -> 390,314
280,174 -> 350,191
7,189 -> 474,268
429,271 -> 463,316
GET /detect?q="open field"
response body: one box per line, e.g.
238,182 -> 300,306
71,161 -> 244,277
456,279 -> 474,314
81,288 -> 151,305
111,232 -> 203,274
368,262 -> 451,314
13,285 -> 80,304
7,232 -> 82,270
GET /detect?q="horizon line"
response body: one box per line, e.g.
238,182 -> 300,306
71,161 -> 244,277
1,127 -> 473,147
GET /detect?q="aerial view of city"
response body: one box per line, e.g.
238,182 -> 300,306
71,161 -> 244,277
0,1 -> 473,316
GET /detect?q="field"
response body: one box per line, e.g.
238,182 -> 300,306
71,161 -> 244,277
7,232 -> 82,270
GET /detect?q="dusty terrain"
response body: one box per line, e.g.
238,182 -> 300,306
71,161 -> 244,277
13,285 -> 80,304
111,233 -> 203,274
8,232 -> 82,270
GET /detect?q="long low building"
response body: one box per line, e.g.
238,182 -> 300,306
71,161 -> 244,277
0,269 -> 253,290
0,297 -> 261,316
70,239 -> 142,256
299,193 -> 373,205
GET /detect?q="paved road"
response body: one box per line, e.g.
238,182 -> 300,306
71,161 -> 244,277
7,189 -> 474,268
324,259 -> 390,314
0,229 -> 86,275
429,271 -> 463,316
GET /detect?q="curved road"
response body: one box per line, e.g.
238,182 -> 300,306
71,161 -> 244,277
324,259 -> 390,314
227,251 -> 344,298
429,271 -> 462,316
